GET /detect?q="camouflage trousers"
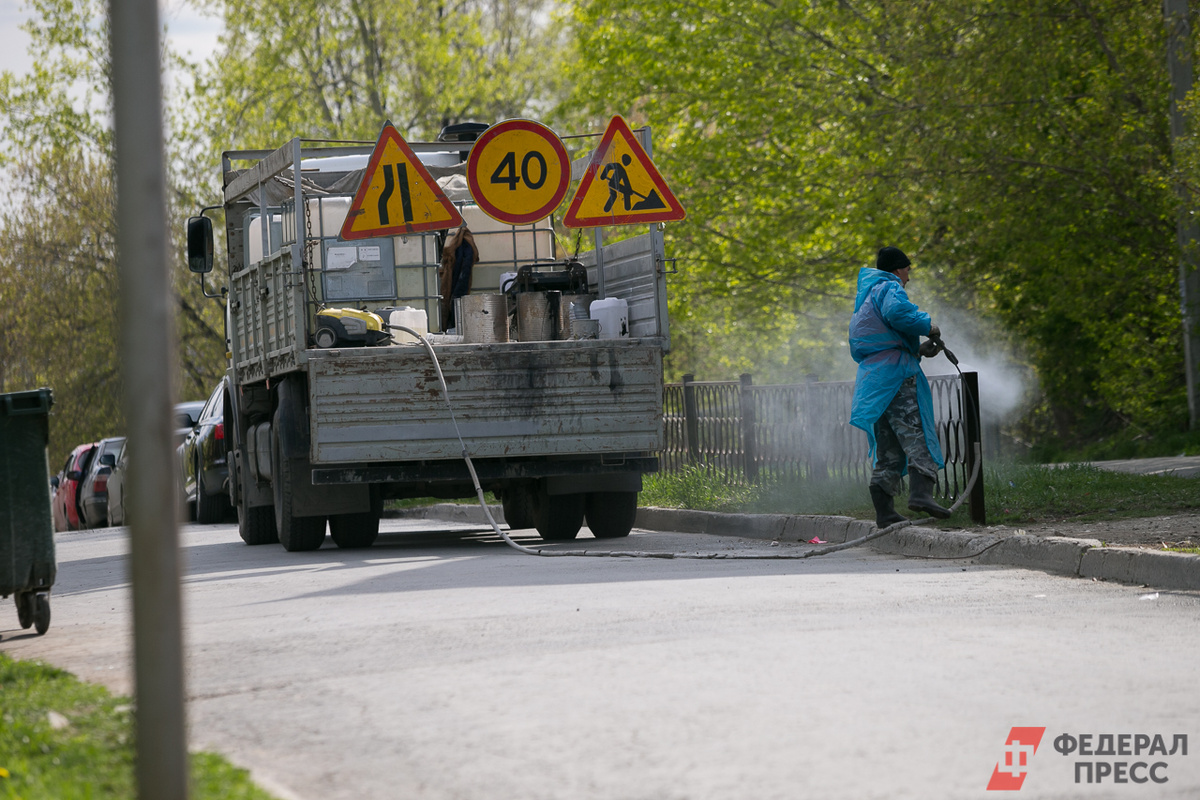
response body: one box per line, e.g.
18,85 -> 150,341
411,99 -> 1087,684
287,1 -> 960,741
871,376 -> 939,497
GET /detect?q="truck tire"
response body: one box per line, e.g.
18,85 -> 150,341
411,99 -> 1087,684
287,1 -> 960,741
533,491 -> 584,541
585,491 -> 638,539
232,453 -> 277,545
273,408 -> 326,551
195,456 -> 227,524
329,490 -> 382,549
238,501 -> 278,545
502,489 -> 536,530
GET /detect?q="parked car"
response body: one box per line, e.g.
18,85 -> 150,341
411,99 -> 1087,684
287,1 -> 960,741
175,400 -> 206,446
79,436 -> 126,528
180,380 -> 231,524
51,443 -> 98,532
105,439 -> 129,527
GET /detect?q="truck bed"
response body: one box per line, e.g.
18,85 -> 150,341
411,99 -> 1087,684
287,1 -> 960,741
306,338 -> 664,464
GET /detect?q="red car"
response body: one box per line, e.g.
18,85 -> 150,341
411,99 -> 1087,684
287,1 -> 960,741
52,443 -> 98,532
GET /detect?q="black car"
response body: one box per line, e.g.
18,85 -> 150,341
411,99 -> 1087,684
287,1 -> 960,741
175,399 -> 206,446
180,381 -> 231,523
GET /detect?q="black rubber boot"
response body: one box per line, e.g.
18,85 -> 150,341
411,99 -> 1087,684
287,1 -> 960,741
869,484 -> 907,529
907,471 -> 952,519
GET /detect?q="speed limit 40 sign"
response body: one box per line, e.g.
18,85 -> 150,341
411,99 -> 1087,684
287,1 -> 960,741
466,119 -> 570,225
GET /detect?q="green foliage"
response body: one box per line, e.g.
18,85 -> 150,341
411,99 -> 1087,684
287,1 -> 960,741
197,0 -> 569,146
0,156 -> 124,462
0,0 -> 230,464
0,653 -> 278,799
564,0 -> 1192,437
1029,424 -> 1200,463
0,0 -> 112,167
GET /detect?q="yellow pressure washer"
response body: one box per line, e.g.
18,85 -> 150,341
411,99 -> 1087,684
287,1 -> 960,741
313,308 -> 390,348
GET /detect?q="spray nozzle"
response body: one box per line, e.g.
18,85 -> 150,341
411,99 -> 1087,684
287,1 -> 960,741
927,332 -> 959,367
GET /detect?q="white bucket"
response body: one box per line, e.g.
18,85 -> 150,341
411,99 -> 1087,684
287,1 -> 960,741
589,297 -> 629,340
388,307 -> 428,344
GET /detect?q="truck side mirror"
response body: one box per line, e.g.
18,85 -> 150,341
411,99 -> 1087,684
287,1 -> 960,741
187,215 -> 214,274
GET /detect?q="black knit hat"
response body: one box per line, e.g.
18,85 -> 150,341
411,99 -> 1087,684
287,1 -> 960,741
876,246 -> 911,273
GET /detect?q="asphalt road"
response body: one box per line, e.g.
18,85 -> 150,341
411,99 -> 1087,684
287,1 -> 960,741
4,519 -> 1200,800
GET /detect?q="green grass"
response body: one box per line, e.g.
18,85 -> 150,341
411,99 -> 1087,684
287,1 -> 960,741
985,462 -> 1200,525
0,653 -> 278,800
1031,426 -> 1200,463
642,461 -> 1200,527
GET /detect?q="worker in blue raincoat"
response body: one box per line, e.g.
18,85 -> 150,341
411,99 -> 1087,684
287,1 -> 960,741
849,246 -> 951,528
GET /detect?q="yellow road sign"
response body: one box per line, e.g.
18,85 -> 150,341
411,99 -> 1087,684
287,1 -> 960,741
340,122 -> 463,240
564,115 -> 685,228
466,119 -> 570,225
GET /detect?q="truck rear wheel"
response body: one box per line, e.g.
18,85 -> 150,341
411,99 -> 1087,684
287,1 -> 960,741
238,501 -> 278,545
232,453 -> 278,545
273,409 -> 326,551
501,488 -> 536,530
585,491 -> 638,539
330,490 -> 382,549
533,491 -> 584,541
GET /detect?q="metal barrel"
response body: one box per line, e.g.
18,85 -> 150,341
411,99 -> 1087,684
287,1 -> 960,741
516,292 -> 554,342
460,294 -> 510,343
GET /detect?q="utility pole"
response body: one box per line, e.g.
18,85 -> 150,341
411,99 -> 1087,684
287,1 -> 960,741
108,0 -> 189,797
1165,0 -> 1200,429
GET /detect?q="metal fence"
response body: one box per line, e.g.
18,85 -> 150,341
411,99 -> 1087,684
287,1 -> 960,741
662,372 -> 986,522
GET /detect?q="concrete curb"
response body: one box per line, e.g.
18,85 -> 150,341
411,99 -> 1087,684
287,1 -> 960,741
389,503 -> 1200,591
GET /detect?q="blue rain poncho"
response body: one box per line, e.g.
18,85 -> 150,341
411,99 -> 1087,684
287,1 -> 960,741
848,267 -> 944,469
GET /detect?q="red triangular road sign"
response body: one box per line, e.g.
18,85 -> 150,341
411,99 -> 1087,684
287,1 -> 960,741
563,115 -> 685,228
340,122 -> 463,240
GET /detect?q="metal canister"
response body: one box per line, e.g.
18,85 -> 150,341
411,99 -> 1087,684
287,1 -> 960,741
460,294 -> 509,343
516,292 -> 554,341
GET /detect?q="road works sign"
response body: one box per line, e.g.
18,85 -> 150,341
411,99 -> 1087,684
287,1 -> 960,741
340,122 -> 463,240
466,119 -> 571,225
563,115 -> 685,228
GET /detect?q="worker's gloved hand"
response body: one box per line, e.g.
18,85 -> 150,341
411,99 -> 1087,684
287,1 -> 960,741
928,323 -> 940,339
919,338 -> 942,358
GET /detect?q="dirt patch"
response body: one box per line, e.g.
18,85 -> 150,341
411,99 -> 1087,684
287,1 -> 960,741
974,513 -> 1200,551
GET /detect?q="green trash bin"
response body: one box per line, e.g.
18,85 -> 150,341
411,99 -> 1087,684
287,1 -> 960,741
0,387 -> 55,635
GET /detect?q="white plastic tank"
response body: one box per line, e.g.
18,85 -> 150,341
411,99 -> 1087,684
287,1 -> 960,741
589,297 -> 629,340
388,307 -> 428,344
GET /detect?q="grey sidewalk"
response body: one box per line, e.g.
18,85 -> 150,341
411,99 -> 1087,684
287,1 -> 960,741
392,503 -> 1200,592
1083,455 -> 1200,478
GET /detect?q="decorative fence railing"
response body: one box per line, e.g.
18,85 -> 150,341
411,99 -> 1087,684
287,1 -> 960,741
662,373 -> 986,523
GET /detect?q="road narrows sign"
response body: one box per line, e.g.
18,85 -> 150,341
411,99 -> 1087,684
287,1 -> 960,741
466,119 -> 571,225
564,115 -> 685,228
340,122 -> 464,240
